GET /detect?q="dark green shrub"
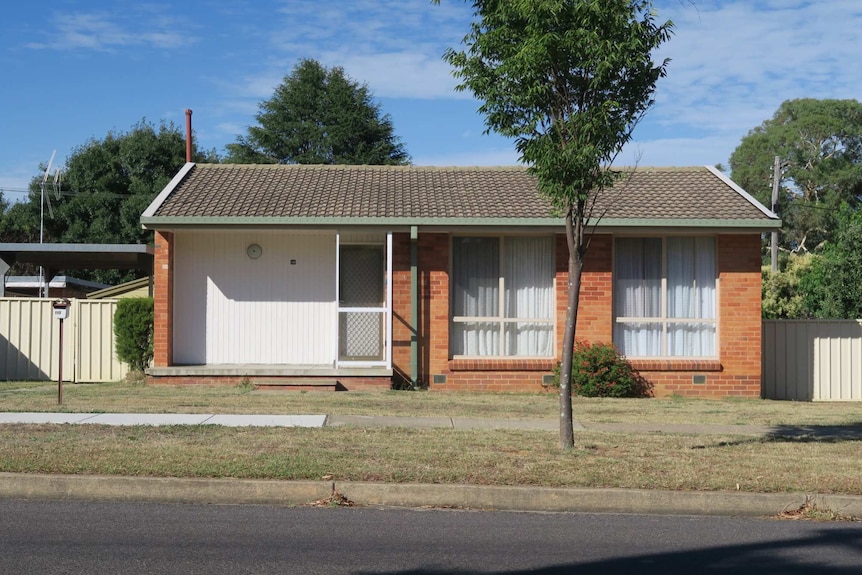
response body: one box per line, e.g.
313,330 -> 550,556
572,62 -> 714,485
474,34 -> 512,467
553,341 -> 653,398
114,297 -> 154,372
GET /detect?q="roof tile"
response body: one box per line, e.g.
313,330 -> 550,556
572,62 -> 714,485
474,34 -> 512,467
152,164 -> 774,222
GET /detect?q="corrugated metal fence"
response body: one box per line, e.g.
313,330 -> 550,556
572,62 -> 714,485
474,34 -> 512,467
0,298 -> 127,382
763,320 -> 862,401
4,299 -> 861,398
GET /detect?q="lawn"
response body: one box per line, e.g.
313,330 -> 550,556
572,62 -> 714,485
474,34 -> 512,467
0,380 -> 861,495
2,379 -> 861,426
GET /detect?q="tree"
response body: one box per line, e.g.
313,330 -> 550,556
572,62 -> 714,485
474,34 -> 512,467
729,99 -> 862,255
761,253 -> 817,319
441,0 -> 672,448
226,59 -> 410,165
1,120 -> 218,284
799,206 -> 862,319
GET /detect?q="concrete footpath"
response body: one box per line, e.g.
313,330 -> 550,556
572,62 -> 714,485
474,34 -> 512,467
1,412 -> 861,519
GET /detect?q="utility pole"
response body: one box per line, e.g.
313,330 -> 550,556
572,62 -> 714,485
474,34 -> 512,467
771,155 -> 780,272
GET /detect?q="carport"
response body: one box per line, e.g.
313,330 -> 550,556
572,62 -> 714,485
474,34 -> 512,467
0,243 -> 154,297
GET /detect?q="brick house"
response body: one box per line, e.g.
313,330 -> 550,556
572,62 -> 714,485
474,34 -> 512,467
141,163 -> 779,396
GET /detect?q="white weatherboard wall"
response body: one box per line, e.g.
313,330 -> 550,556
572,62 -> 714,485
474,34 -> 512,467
763,320 -> 862,401
173,231 -> 337,365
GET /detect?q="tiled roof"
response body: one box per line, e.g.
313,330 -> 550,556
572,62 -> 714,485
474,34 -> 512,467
147,163 -> 776,223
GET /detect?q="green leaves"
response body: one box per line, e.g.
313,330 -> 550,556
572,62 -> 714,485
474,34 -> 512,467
114,297 -> 154,372
442,0 -> 672,448
729,98 -> 862,254
444,0 -> 672,206
0,119 -> 209,283
226,59 -> 410,166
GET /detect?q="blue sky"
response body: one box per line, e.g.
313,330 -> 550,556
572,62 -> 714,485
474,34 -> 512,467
1,0 -> 861,201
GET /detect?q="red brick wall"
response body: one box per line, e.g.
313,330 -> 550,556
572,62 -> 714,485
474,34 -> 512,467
391,233 -> 413,386
152,231 -> 174,367
628,234 -> 763,397
407,232 -> 762,397
150,229 -> 763,397
571,234 -> 613,346
411,233 -> 608,392
419,234 -> 450,386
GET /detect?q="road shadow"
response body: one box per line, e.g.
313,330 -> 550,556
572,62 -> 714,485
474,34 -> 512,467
357,526 -> 862,574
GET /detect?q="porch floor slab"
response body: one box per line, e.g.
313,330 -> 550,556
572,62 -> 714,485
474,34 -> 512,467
147,364 -> 392,378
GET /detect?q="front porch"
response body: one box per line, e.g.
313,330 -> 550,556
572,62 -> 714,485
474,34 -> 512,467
146,364 -> 394,391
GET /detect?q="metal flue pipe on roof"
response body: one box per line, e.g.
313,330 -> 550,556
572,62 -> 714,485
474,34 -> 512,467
185,109 -> 193,163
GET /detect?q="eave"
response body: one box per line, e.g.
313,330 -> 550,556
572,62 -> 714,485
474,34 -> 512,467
140,216 -> 781,233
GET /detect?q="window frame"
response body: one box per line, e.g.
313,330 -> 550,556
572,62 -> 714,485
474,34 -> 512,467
449,234 -> 556,359
613,235 -> 719,359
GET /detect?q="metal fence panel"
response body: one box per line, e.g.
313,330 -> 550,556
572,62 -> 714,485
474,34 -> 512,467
0,297 -> 127,382
75,299 -> 128,382
763,319 -> 862,401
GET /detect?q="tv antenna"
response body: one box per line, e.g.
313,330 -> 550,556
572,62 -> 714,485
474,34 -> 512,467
39,151 -> 63,297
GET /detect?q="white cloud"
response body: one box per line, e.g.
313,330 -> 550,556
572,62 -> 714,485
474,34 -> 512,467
629,0 -> 862,166
264,0 -> 471,100
330,52 -> 465,100
26,10 -> 195,51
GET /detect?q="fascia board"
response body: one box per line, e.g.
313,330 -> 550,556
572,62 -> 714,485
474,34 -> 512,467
705,165 -> 779,219
141,215 -> 781,232
141,162 -> 195,219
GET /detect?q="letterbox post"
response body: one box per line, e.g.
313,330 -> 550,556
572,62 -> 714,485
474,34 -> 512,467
52,299 -> 71,404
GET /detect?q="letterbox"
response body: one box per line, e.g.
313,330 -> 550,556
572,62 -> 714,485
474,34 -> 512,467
52,298 -> 71,320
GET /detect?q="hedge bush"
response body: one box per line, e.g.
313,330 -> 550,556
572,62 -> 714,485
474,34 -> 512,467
114,297 -> 154,372
554,341 -> 653,398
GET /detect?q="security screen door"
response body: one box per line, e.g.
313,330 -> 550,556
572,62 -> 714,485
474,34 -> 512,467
338,244 -> 386,362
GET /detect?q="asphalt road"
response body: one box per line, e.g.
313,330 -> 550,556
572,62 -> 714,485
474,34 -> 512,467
1,499 -> 860,574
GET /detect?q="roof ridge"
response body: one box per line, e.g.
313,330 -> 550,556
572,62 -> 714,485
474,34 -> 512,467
196,163 -> 531,171
195,163 -> 712,173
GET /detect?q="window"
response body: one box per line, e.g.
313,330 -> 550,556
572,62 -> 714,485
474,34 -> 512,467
614,237 -> 716,357
451,236 -> 554,357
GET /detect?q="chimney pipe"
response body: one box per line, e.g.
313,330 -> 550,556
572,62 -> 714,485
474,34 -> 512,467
185,109 -> 193,163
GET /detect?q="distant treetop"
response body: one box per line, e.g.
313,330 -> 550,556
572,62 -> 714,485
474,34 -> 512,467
226,59 -> 410,166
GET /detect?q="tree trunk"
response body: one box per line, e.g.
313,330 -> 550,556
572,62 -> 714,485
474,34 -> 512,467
559,206 -> 584,449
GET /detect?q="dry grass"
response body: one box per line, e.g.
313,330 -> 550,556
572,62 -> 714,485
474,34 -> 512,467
1,380 -> 861,427
0,424 -> 860,494
1,380 -> 861,495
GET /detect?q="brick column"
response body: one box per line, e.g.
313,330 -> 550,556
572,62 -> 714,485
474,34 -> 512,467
419,233 -> 449,386
390,233 -> 413,386
152,231 -> 174,367
555,233 -> 614,359
716,233 -> 762,396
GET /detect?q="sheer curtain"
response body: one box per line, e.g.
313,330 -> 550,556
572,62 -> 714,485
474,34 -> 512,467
452,237 -> 499,355
614,238 -> 661,356
504,237 -> 553,356
667,237 -> 716,356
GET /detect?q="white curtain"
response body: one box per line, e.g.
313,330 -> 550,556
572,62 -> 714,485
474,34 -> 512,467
614,237 -> 716,357
504,237 -> 554,356
452,237 -> 499,355
452,236 -> 553,357
667,237 -> 716,356
614,238 -> 661,356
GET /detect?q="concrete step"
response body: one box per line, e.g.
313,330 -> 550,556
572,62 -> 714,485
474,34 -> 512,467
252,379 -> 342,392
